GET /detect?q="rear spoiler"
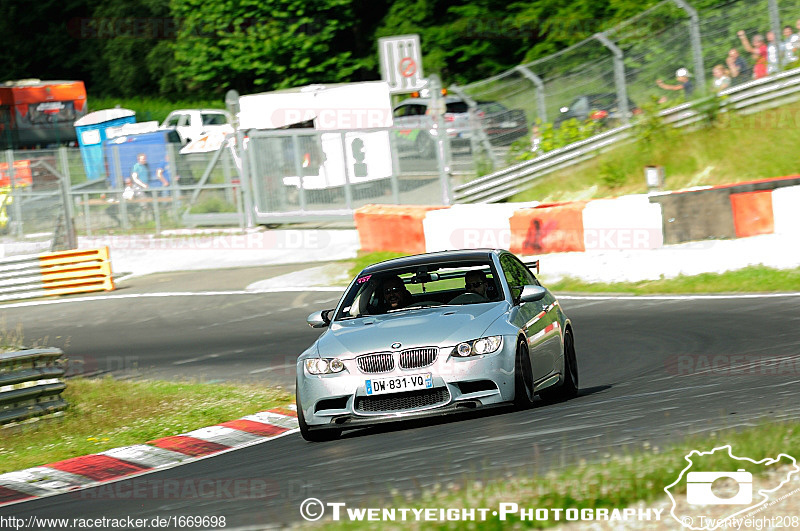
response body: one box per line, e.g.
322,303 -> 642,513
523,259 -> 540,275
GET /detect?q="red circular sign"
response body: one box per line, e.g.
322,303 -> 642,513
399,57 -> 417,78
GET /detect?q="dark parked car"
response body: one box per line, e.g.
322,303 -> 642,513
553,93 -> 640,129
392,96 -> 528,156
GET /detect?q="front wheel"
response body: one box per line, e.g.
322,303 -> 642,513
513,339 -> 535,409
539,328 -> 579,403
297,386 -> 342,442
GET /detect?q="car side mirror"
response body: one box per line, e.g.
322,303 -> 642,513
307,309 -> 333,328
519,285 -> 547,303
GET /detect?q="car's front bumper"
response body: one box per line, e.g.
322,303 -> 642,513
297,339 -> 517,430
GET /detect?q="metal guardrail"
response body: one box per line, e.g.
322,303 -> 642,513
454,66 -> 800,204
0,348 -> 67,425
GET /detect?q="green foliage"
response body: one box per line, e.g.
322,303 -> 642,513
189,195 -> 237,214
510,118 -> 603,163
632,95 -> 673,147
88,96 -> 225,123
598,159 -> 627,188
691,93 -> 727,128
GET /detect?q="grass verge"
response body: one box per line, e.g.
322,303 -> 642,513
349,253 -> 800,295
347,251 -> 407,279
0,378 -> 291,474
319,421 -> 799,529
511,103 -> 800,204
547,265 -> 800,295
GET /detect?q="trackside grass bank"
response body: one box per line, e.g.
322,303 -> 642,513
317,421 -> 799,529
547,265 -> 800,295
348,254 -> 800,295
0,378 -> 291,474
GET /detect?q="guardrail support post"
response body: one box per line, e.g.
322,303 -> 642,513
594,32 -> 631,125
673,0 -> 707,94
514,66 -> 548,124
338,132 -> 354,210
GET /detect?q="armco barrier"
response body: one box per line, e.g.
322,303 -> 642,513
355,205 -> 447,254
509,202 -> 587,255
0,247 -> 114,302
0,348 -> 67,425
582,196 -> 664,251
423,204 -> 531,253
772,185 -> 800,236
730,191 -> 774,238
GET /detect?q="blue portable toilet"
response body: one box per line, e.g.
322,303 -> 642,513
103,130 -> 178,189
74,109 -> 136,181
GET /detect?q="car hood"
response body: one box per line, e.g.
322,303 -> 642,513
315,302 -> 509,359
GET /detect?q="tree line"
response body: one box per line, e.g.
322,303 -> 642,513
0,0 -> 779,100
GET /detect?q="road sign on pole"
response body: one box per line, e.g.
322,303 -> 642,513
378,34 -> 425,94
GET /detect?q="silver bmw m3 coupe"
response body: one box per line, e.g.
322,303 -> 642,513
296,249 -> 578,441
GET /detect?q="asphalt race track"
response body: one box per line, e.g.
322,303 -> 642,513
2,268 -> 799,528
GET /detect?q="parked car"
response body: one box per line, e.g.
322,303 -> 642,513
392,96 -> 528,156
553,93 -> 640,129
160,109 -> 234,145
296,249 -> 579,441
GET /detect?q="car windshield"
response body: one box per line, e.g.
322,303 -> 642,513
202,113 -> 227,125
335,260 -> 502,320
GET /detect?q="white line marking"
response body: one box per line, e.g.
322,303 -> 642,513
0,287 -> 345,309
558,292 -> 800,301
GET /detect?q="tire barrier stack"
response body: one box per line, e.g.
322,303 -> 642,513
0,247 -> 114,303
0,348 -> 67,425
355,178 -> 800,255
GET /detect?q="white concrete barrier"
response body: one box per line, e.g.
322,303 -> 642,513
581,195 -> 664,251
423,203 -> 537,252
772,185 -> 800,236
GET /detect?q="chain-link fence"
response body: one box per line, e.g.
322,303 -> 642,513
458,0 -> 800,181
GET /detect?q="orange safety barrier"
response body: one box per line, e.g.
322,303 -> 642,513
509,201 -> 587,255
730,191 -> 775,238
0,160 -> 33,187
38,247 -> 115,296
355,204 -> 448,254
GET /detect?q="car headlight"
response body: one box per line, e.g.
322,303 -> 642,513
452,336 -> 503,357
305,358 -> 346,375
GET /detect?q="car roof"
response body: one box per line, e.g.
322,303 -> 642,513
394,96 -> 467,107
360,249 -> 501,274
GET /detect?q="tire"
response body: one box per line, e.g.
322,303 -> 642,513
539,328 -> 579,403
513,339 -> 535,409
297,386 -> 342,442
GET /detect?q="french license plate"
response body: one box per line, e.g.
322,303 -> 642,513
500,121 -> 518,128
365,373 -> 433,395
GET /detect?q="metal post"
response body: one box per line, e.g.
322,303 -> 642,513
57,147 -> 77,249
338,133 -> 354,210
514,66 -> 548,123
594,32 -> 631,125
428,75 -> 452,205
166,142 -> 181,225
673,0 -> 707,94
768,0 -> 783,69
291,135 -> 308,212
388,131 -> 401,204
5,150 -> 23,237
112,145 -> 129,230
227,89 -> 255,228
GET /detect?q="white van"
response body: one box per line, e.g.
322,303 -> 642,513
237,82 -> 394,190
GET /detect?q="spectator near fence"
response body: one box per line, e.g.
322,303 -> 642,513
783,25 -> 798,64
656,68 -> 695,100
726,48 -> 752,85
712,65 -> 731,92
738,31 -> 769,79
